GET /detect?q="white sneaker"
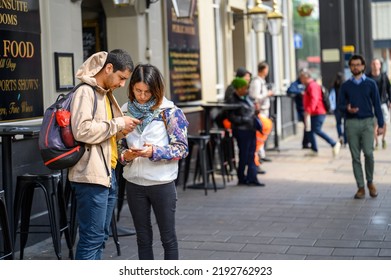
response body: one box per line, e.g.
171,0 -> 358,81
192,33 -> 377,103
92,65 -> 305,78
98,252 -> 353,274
332,141 -> 341,156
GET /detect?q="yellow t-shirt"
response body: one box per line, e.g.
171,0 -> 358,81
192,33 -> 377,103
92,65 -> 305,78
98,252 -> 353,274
105,95 -> 118,169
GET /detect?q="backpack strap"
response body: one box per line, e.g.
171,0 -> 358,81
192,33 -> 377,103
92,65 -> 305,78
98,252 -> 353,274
161,109 -> 168,129
75,83 -> 98,117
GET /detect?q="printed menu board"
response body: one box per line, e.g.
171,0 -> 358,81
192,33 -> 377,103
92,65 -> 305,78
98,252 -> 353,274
0,0 -> 42,122
167,0 -> 201,103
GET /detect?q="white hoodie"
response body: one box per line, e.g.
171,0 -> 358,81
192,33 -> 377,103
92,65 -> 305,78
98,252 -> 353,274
122,97 -> 183,186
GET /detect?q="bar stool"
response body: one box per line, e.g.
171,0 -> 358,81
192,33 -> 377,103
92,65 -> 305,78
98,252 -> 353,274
208,129 -> 229,187
222,129 -> 237,177
13,173 -> 73,260
0,190 -> 13,260
183,134 -> 216,195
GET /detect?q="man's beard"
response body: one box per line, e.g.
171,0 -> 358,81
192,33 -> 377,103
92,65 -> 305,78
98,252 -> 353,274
351,69 -> 363,76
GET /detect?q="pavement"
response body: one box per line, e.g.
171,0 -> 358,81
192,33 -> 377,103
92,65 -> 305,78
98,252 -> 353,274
16,115 -> 391,260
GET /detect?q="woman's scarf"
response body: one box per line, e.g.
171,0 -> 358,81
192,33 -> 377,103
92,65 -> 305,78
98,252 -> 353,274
127,98 -> 161,133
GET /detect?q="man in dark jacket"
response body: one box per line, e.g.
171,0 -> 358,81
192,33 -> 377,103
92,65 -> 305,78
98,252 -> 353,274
226,77 -> 264,187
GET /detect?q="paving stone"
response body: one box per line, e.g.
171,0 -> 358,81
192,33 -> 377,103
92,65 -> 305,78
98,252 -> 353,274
19,116 -> 391,260
286,246 -> 334,256
332,248 -> 380,257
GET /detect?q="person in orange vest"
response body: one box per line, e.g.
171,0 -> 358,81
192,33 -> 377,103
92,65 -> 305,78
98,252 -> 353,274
249,62 -> 274,172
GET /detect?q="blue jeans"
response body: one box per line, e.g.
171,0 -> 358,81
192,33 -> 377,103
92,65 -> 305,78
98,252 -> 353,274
126,181 -> 178,260
334,109 -> 347,144
71,169 -> 118,260
310,114 -> 336,152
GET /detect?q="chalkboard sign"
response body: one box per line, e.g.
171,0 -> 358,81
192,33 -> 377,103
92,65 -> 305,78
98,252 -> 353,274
83,20 -> 101,61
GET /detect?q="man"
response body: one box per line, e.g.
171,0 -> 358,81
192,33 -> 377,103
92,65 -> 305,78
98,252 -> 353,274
367,58 -> 391,149
69,49 -> 140,259
226,77 -> 265,187
220,67 -> 267,174
249,61 -> 273,163
224,67 -> 252,102
300,69 -> 341,157
339,54 -> 384,199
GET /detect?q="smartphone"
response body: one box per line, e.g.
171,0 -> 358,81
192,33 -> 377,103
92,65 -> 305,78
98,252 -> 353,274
130,147 -> 145,151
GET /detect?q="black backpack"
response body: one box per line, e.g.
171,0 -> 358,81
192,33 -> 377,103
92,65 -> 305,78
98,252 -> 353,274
38,83 -> 96,170
321,85 -> 332,114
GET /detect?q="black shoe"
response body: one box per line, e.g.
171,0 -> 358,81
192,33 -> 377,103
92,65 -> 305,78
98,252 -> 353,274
247,181 -> 265,187
237,180 -> 248,186
261,157 -> 272,162
302,146 -> 311,149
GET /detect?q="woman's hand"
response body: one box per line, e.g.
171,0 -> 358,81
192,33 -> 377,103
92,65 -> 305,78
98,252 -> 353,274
122,149 -> 138,162
132,143 -> 153,158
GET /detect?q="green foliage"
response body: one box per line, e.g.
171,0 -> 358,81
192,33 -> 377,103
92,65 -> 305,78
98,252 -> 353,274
293,0 -> 320,61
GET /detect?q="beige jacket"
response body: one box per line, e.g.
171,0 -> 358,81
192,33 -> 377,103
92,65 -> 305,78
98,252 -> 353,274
68,51 -> 126,187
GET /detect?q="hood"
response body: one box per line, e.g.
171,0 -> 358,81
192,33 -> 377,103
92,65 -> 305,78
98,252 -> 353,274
159,97 -> 175,110
75,51 -> 108,86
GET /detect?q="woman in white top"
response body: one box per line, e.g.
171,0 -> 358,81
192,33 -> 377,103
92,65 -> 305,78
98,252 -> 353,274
118,64 -> 189,259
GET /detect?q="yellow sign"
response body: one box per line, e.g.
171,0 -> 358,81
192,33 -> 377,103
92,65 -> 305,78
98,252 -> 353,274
342,45 -> 355,53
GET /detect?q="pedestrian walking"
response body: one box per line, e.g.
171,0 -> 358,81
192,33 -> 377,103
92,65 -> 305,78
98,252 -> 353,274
69,49 -> 140,260
299,69 -> 341,156
118,64 -> 189,259
330,72 -> 347,145
367,58 -> 391,150
287,70 -> 311,149
339,54 -> 384,199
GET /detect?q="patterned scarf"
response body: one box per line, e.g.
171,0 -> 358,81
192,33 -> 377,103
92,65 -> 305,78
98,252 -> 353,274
127,98 -> 161,133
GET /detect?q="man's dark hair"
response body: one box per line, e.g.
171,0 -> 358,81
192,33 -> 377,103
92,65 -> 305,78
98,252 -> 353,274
348,54 -> 366,67
105,49 -> 134,72
257,61 -> 269,73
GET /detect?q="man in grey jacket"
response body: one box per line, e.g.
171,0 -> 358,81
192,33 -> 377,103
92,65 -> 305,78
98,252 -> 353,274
69,49 -> 140,259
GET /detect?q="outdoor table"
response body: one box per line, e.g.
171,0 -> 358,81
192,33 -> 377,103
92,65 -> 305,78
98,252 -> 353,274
176,101 -> 241,133
0,125 -> 41,237
176,101 -> 241,190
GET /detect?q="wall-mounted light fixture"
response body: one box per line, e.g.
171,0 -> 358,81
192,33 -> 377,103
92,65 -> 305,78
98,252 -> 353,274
248,0 -> 268,33
266,0 -> 283,36
232,0 -> 283,35
113,0 -> 130,7
171,0 -> 196,18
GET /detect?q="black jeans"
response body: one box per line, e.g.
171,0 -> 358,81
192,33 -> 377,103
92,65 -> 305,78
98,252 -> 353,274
126,180 -> 178,260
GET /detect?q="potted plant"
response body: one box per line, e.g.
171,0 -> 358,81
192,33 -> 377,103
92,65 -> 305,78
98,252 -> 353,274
297,3 -> 313,17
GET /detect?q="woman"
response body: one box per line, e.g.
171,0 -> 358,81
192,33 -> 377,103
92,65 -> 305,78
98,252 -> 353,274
330,72 -> 346,145
118,64 -> 189,260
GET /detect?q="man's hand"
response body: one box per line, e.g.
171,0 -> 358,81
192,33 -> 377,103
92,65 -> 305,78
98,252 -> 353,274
347,104 -> 359,114
123,116 -> 141,132
377,127 -> 384,136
